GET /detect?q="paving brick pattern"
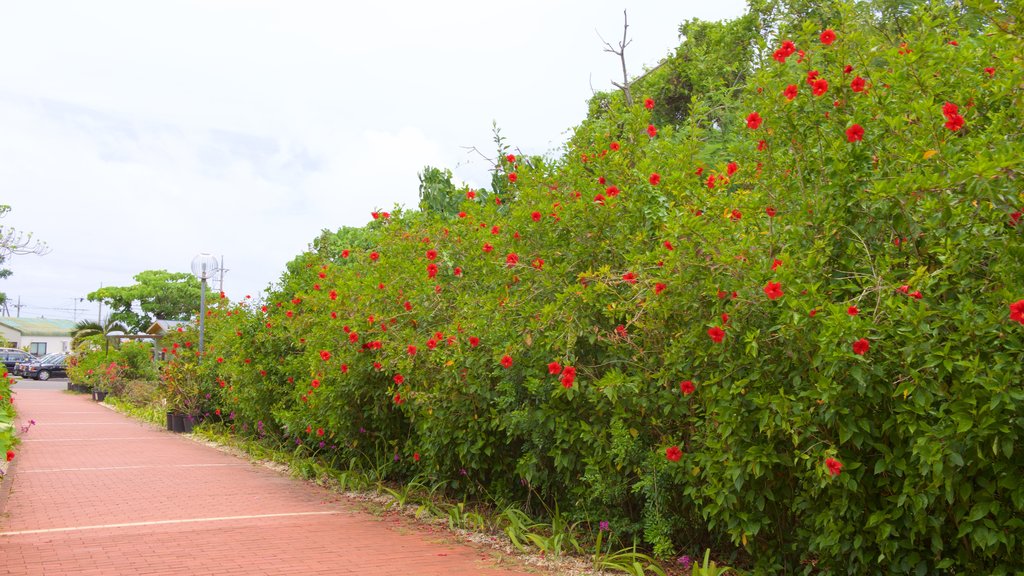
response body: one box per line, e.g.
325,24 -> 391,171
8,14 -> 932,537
1,390 -> 541,575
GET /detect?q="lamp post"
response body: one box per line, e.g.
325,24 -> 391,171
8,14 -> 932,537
191,253 -> 220,358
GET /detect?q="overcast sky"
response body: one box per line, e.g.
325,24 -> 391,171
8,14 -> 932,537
0,1 -> 747,323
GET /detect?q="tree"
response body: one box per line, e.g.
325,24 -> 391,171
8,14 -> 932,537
0,205 -> 50,309
70,319 -> 131,350
87,270 -> 204,332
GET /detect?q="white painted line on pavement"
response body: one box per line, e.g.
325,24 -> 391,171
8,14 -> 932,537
21,437 -> 163,442
0,511 -> 343,536
21,464 -> 247,473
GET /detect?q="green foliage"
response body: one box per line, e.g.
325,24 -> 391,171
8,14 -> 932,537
0,368 -> 15,462
158,1 -> 1024,573
70,319 -> 130,350
68,339 -> 158,393
87,270 -> 205,332
418,166 -> 461,217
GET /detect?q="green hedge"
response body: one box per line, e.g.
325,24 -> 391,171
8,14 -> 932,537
172,2 -> 1023,573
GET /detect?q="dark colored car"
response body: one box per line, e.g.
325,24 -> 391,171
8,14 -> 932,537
23,353 -> 68,381
0,348 -> 33,373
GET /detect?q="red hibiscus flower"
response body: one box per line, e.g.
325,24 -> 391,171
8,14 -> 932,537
466,190 -> 476,199
847,306 -> 859,316
500,355 -> 513,369
531,258 -> 544,270
426,249 -> 437,260
393,393 -> 403,405
610,141 -> 620,151
506,253 -> 519,267
846,124 -> 865,142
369,252 -> 379,262
825,457 -> 843,476
757,139 -> 767,151
942,102 -> 959,117
427,263 -> 438,278
984,67 -> 995,77
945,114 -> 965,131
783,84 -> 798,100
548,361 -> 562,375
765,206 -> 777,217
707,326 -> 725,343
679,380 -> 695,395
482,243 -> 493,253
726,162 -> 739,176
850,76 -> 866,92
663,241 -> 674,250
508,173 -> 518,183
644,98 -> 655,109
706,174 -> 715,189
531,211 -> 541,222
730,209 -> 742,221
820,29 -> 836,44
649,173 -> 661,185
6,450 -> 14,462
606,185 -> 620,197
665,445 -> 683,462
622,272 -> 637,284
506,154 -> 516,163
654,283 -> 667,294
647,124 -> 657,138
1009,300 -> 1024,324
746,112 -> 763,129
407,345 -> 417,356
454,267 -> 463,277
771,258 -> 783,271
764,281 -> 784,300
852,338 -> 870,355
469,336 -> 480,347
394,374 -> 404,385
843,64 -> 853,74
320,350 -> 331,361
349,332 -> 359,343
812,78 -> 829,96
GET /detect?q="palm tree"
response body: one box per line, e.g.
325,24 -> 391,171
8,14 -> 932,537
71,319 -> 129,350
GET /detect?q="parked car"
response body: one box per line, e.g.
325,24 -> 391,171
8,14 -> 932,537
23,353 -> 68,381
0,348 -> 33,373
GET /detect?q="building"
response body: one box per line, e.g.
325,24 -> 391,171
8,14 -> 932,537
0,317 -> 77,356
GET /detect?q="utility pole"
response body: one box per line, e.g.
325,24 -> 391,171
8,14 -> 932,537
14,296 -> 24,318
70,297 -> 84,321
97,283 -> 103,324
218,255 -> 228,293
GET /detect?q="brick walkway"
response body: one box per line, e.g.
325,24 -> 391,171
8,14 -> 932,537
1,389 -> 543,575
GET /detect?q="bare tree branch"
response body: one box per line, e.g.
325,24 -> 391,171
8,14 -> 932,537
597,10 -> 634,106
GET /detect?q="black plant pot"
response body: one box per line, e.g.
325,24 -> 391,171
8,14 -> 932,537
172,413 -> 186,433
95,391 -> 108,402
166,411 -> 174,431
181,415 -> 194,434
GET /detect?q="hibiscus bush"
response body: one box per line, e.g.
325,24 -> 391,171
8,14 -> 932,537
178,0 -> 1023,572
1,371 -> 15,465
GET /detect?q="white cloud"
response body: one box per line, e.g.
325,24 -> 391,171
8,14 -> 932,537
0,0 -> 748,321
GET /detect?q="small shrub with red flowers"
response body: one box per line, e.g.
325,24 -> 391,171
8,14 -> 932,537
0,368 -> 16,470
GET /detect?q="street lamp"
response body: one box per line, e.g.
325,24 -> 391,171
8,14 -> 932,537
190,253 -> 220,357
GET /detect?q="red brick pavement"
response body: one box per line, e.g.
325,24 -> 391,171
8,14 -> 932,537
1,390 -> 545,575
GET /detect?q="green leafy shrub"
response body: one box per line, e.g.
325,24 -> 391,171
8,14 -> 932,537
167,1 -> 1024,572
